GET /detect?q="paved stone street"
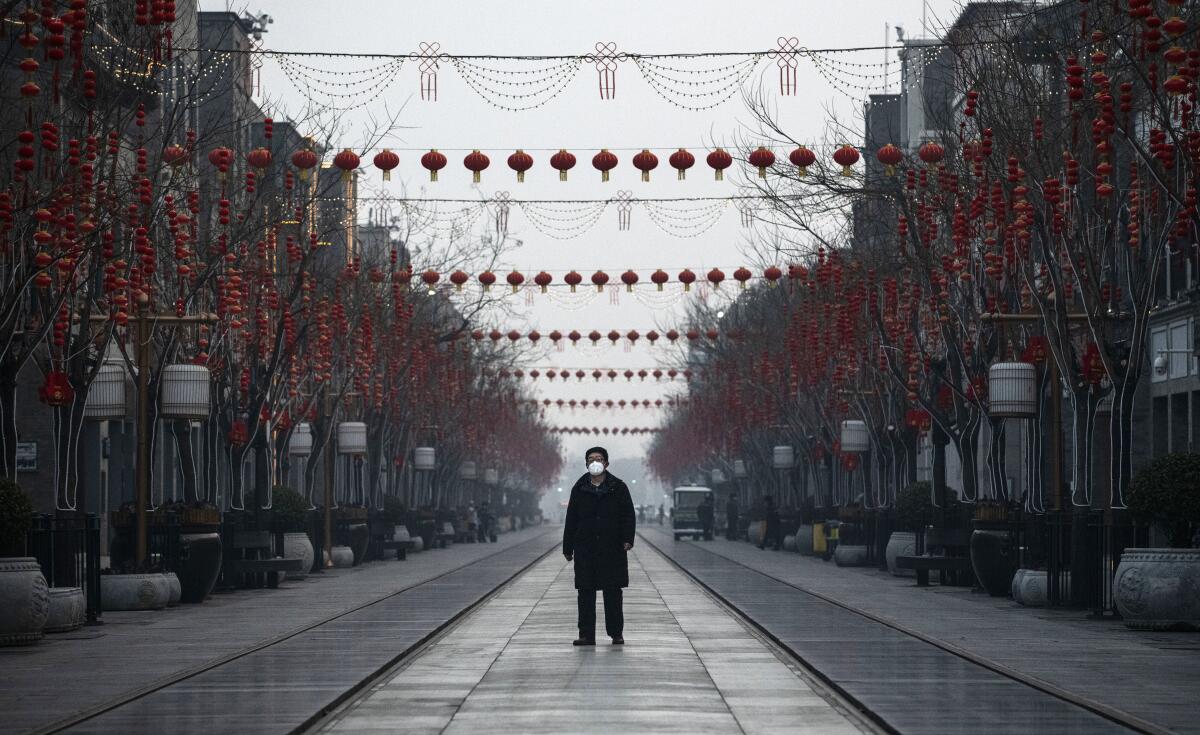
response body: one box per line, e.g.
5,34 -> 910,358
640,527 -> 1200,735
321,544 -> 870,734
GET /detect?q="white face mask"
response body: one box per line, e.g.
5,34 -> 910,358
587,461 -> 605,476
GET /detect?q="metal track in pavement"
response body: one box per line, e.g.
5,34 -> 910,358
31,530 -> 559,735
639,531 -> 1167,735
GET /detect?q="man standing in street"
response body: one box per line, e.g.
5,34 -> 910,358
698,494 -> 715,541
725,493 -> 740,541
563,446 -> 636,646
758,495 -> 782,551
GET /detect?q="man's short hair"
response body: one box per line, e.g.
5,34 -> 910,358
585,446 -> 609,463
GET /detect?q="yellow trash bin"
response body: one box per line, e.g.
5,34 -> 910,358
812,521 -> 826,554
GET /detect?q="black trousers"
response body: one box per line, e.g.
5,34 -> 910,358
726,516 -> 739,541
578,588 -> 623,639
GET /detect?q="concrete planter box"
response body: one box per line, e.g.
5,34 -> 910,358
100,573 -> 170,611
834,544 -> 869,567
283,533 -> 314,580
0,558 -> 50,646
885,532 -> 916,577
747,521 -> 765,546
1011,568 -> 1028,603
1115,549 -> 1200,631
328,545 -> 354,568
165,572 -> 181,606
45,587 -> 85,633
411,536 -> 425,553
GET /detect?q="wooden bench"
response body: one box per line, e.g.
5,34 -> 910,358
433,522 -> 456,549
229,531 -> 305,588
379,526 -> 415,560
896,555 -> 974,587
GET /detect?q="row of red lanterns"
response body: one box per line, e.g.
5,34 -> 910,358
415,265 -> 802,292
470,328 -> 722,344
498,367 -> 693,381
534,398 -> 675,408
548,427 -> 663,434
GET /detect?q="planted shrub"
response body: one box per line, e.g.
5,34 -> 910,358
272,486 -> 311,533
1128,453 -> 1200,548
0,480 -> 33,557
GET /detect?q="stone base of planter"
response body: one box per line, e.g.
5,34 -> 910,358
782,535 -> 796,552
885,532 -> 916,577
101,573 -> 170,611
411,536 -> 425,553
328,545 -> 354,568
794,525 -> 814,555
0,558 -> 50,646
283,532 -> 314,580
834,544 -> 870,567
45,587 -> 86,633
1115,549 -> 1200,631
165,572 -> 181,606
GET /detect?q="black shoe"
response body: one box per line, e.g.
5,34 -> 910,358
573,637 -> 595,646
611,637 -> 624,645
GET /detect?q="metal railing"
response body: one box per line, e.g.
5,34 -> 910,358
26,514 -> 103,624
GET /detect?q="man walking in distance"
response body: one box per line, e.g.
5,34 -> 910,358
725,492 -> 740,541
758,495 -> 783,551
698,493 -> 715,541
563,446 -> 636,646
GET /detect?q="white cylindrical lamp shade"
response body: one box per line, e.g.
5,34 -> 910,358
414,446 -> 436,471
988,362 -> 1037,418
160,365 -> 211,419
289,423 -> 313,455
336,421 -> 367,454
840,420 -> 870,453
711,468 -> 726,484
85,362 -> 127,420
484,468 -> 499,486
459,461 -> 477,480
772,445 -> 795,469
733,459 -> 747,478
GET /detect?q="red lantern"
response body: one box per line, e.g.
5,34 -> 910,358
832,145 -> 859,176
534,271 -> 553,293
621,269 -> 639,292
564,270 -> 583,292
478,270 -> 497,291
632,149 -> 658,182
246,147 -> 272,171
373,149 -> 399,181
789,146 -> 815,175
651,269 -> 670,291
588,331 -> 602,345
678,268 -> 697,291
669,148 -> 695,180
333,148 -> 360,181
733,267 -> 752,289
421,149 -> 447,181
507,150 -> 533,182
875,143 -> 903,176
507,330 -> 522,343
569,330 -> 582,344
666,329 -> 680,342
162,144 -> 188,167
550,149 -> 576,181
592,149 -> 618,182
627,330 -> 640,344
706,148 -> 732,180
763,265 -> 782,286
207,146 -> 233,178
918,141 -> 944,166
420,270 -> 440,289
450,270 -> 469,291
291,148 -> 319,180
591,270 -> 610,292
748,146 -> 775,178
607,330 -> 621,344
38,371 -> 74,407
464,150 -> 490,183
506,270 -> 525,293
707,267 -> 725,289
549,330 -> 563,343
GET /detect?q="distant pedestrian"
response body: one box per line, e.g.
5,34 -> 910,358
657,504 -> 664,525
759,496 -> 782,551
697,494 -> 715,540
564,446 -> 635,646
725,494 -> 740,541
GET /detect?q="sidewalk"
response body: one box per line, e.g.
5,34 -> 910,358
643,527 -> 1200,735
0,526 -> 556,735
322,544 -> 870,734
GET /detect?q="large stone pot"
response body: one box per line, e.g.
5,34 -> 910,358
348,523 -> 370,565
747,521 -> 765,547
834,544 -> 869,567
101,573 -> 170,611
45,587 -> 85,633
0,558 -> 50,646
178,532 -> 222,604
1011,569 -> 1029,604
283,532 -> 314,580
794,524 -> 814,555
970,529 -> 1014,597
164,572 -> 181,606
328,545 -> 354,568
410,536 -> 425,553
885,532 -> 916,577
1115,549 -> 1200,631
782,534 -> 797,552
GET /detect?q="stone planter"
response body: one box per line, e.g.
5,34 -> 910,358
0,558 -> 50,646
970,529 -> 1014,597
1014,570 -> 1068,608
411,536 -> 424,553
101,573 -> 170,611
45,587 -> 85,633
349,523 -> 369,565
283,532 -> 314,581
178,532 -> 222,604
795,524 -> 814,555
164,572 -> 181,606
1011,569 -> 1029,604
782,534 -> 796,552
885,532 -> 916,577
834,544 -> 869,567
747,521 -> 765,546
1115,549 -> 1200,631
328,545 -> 354,568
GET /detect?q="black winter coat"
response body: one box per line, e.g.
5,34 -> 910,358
563,472 -> 636,590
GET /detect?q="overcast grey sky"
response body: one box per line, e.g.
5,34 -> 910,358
210,0 -> 965,491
